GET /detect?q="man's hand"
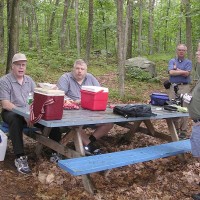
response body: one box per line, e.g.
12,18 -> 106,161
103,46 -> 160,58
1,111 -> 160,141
24,118 -> 34,127
74,99 -> 81,105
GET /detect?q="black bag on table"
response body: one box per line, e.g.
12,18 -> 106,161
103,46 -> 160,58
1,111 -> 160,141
113,104 -> 157,118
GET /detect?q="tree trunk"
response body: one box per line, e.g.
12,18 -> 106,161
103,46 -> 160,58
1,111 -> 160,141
32,0 -> 42,58
164,0 -> 170,51
117,0 -> 125,97
0,0 -> 4,64
75,0 -> 81,57
85,0 -> 94,64
99,1 -> 109,64
182,0 -> 192,61
7,0 -> 20,74
60,0 -> 69,52
138,0 -> 143,56
148,0 -> 155,55
26,0 -> 33,50
126,0 -> 134,59
66,24 -> 71,47
48,0 -> 60,45
177,3 -> 183,45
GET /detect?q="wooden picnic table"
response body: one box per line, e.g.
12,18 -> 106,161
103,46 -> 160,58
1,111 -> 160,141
12,105 -> 189,194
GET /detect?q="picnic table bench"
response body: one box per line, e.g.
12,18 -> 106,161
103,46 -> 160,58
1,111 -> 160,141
58,139 -> 191,176
0,121 -> 39,136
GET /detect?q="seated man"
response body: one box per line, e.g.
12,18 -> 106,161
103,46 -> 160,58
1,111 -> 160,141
0,53 -> 62,174
57,59 -> 113,155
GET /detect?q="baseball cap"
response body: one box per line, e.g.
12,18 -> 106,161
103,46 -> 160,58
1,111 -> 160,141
12,53 -> 27,63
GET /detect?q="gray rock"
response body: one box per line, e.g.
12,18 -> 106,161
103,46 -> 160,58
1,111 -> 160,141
125,57 -> 157,78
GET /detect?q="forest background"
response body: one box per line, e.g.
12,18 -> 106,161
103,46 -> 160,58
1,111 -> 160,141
0,1 -> 200,199
0,0 -> 199,100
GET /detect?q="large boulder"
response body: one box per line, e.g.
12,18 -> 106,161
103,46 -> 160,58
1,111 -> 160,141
125,57 -> 157,78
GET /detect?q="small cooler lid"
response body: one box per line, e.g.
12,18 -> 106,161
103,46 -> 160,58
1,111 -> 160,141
34,88 -> 65,96
81,86 -> 108,92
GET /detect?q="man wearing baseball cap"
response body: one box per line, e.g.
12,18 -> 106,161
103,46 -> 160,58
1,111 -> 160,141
12,53 -> 27,63
0,53 -> 62,174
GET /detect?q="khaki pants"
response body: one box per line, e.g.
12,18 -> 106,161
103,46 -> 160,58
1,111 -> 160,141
168,84 -> 190,133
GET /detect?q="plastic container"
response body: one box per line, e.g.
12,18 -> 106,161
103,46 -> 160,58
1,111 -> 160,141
32,88 -> 65,120
150,93 -> 169,106
81,86 -> 108,93
81,86 -> 109,111
27,92 -> 33,105
0,130 -> 8,161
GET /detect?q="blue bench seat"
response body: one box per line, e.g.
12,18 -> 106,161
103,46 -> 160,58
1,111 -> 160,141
0,122 -> 39,135
58,139 -> 191,176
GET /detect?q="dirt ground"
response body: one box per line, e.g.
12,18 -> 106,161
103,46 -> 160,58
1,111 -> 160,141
0,122 -> 199,200
0,73 -> 200,200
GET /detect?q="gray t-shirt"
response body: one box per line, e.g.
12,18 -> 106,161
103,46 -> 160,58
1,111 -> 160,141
57,72 -> 100,100
188,80 -> 200,119
0,72 -> 36,107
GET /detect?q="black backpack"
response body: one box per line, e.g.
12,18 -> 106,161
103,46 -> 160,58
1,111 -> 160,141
113,104 -> 157,118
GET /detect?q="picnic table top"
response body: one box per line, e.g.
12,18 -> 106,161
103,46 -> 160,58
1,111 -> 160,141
13,105 -> 189,128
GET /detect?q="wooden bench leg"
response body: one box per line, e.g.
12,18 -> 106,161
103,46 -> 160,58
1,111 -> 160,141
166,118 -> 185,160
116,121 -> 142,144
82,175 -> 96,194
73,126 -> 96,194
143,120 -> 155,136
166,119 -> 179,141
35,127 -> 52,156
60,129 -> 74,146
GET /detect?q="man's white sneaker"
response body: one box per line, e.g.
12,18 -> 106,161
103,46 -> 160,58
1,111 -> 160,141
14,156 -> 31,174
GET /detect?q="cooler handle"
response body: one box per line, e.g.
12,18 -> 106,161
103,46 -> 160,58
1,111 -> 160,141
30,98 -> 55,123
81,90 -> 104,94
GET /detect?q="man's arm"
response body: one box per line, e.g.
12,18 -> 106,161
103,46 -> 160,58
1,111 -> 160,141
1,100 -> 16,111
168,59 -> 191,77
169,69 -> 190,77
57,74 -> 69,93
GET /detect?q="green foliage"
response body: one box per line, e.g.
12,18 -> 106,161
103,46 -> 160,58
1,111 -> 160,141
147,53 -> 173,63
125,67 -> 153,82
2,0 -> 199,103
109,88 -> 142,103
147,53 -> 173,78
88,58 -> 117,76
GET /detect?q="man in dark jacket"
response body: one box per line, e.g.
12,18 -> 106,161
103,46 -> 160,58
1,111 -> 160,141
188,43 -> 200,200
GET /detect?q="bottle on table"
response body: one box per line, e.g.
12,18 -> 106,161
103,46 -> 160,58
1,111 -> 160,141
27,92 -> 33,105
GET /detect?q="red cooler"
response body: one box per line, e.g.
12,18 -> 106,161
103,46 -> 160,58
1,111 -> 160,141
81,86 -> 108,111
32,88 -> 65,121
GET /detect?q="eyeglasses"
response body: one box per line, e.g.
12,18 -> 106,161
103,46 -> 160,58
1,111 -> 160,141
177,49 -> 186,52
14,63 -> 26,67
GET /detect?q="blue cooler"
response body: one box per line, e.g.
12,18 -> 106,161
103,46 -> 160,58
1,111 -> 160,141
150,93 -> 169,106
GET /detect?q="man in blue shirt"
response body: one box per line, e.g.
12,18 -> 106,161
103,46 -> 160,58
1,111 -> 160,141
57,59 -> 113,155
168,44 -> 192,139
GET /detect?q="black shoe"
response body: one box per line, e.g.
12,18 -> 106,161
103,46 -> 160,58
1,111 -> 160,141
192,193 -> 200,200
179,132 -> 187,140
84,143 -> 102,156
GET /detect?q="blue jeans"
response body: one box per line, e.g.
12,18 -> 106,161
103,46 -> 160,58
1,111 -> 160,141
190,123 -> 200,157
